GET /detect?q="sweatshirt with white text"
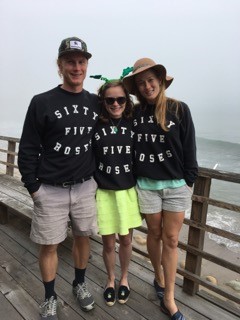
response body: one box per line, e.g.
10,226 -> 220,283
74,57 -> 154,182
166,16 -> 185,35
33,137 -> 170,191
133,101 -> 198,187
93,117 -> 136,190
18,86 -> 100,194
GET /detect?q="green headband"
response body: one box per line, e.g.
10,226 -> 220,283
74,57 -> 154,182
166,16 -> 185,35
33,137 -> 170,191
90,66 -> 133,84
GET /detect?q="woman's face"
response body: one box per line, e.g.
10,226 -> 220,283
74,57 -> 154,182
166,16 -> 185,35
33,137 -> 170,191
104,86 -> 126,119
135,69 -> 161,104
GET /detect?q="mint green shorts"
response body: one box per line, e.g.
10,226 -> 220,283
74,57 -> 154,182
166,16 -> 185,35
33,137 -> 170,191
96,187 -> 142,235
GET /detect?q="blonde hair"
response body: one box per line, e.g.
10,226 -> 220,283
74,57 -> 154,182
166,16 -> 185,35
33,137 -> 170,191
57,58 -> 63,78
135,73 -> 179,132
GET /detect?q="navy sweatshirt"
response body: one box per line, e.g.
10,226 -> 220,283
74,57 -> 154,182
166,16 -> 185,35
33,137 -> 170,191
18,86 -> 100,194
93,117 -> 136,190
133,101 -> 198,187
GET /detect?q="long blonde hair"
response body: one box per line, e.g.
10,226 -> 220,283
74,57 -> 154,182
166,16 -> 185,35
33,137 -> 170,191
134,72 -> 179,132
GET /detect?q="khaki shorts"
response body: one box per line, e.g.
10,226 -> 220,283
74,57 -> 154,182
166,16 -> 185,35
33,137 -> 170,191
30,178 -> 98,245
136,184 -> 193,214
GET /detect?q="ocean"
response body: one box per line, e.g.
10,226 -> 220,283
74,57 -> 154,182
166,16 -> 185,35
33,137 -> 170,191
191,137 -> 240,253
0,124 -> 239,253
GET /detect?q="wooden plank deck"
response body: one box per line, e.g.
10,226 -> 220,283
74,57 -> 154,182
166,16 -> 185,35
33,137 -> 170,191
0,214 -> 239,320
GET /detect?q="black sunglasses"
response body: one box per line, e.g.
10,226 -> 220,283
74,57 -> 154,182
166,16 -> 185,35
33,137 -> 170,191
104,97 -> 127,105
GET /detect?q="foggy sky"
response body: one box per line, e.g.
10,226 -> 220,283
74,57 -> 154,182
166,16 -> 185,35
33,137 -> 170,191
0,0 -> 240,143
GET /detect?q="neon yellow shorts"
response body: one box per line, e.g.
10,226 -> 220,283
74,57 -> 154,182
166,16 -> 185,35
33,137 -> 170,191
96,187 -> 142,235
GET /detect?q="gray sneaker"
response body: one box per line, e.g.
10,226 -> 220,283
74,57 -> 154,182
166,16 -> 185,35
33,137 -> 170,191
40,296 -> 58,319
73,282 -> 95,311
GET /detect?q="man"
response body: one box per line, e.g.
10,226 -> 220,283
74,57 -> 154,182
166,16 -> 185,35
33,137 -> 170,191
18,37 -> 100,319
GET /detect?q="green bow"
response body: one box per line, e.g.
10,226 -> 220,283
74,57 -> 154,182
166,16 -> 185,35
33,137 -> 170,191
120,67 -> 133,79
90,66 -> 133,83
89,75 -> 110,82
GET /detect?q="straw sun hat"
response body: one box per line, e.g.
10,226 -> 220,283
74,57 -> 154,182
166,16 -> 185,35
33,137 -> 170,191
122,58 -> 173,94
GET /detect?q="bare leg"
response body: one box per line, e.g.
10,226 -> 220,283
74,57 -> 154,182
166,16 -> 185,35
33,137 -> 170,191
118,231 -> 132,287
102,234 -> 116,288
72,235 -> 90,269
145,213 -> 164,286
162,210 -> 185,315
39,244 -> 58,282
159,240 -> 165,287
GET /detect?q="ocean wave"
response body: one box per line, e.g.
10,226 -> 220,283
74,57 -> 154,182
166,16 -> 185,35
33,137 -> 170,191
207,211 -> 240,253
185,207 -> 240,253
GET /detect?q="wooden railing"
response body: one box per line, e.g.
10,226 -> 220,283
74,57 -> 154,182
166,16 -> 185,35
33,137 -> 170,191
0,135 -> 240,305
0,136 -> 20,176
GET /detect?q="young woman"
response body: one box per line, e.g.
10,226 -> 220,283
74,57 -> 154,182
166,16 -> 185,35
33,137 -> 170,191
93,79 -> 142,306
123,58 -> 198,320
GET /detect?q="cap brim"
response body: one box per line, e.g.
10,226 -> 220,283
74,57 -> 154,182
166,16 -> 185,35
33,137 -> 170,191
58,49 -> 92,59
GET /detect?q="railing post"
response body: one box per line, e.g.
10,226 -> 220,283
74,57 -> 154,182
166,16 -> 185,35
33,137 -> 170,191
6,141 -> 16,176
183,176 -> 211,295
0,204 -> 8,224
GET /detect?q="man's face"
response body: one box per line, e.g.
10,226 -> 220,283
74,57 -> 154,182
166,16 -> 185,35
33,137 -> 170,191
58,52 -> 88,92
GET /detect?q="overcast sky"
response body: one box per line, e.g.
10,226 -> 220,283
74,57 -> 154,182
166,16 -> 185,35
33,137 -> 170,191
0,0 -> 240,143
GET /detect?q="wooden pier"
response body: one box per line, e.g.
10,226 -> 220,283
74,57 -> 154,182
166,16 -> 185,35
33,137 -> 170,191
0,135 -> 239,319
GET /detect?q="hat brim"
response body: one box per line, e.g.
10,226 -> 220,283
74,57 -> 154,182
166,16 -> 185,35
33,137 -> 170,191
123,64 -> 173,94
58,49 -> 92,59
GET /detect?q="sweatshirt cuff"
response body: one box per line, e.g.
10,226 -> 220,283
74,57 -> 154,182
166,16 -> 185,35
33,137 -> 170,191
186,181 -> 193,187
26,181 -> 41,195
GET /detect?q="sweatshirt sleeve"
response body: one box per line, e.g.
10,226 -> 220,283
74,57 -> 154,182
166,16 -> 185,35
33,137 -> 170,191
18,97 -> 43,194
179,103 -> 198,187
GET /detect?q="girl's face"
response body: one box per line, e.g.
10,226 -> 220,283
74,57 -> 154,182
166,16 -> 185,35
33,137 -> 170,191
135,69 -> 161,104
104,86 -> 126,119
